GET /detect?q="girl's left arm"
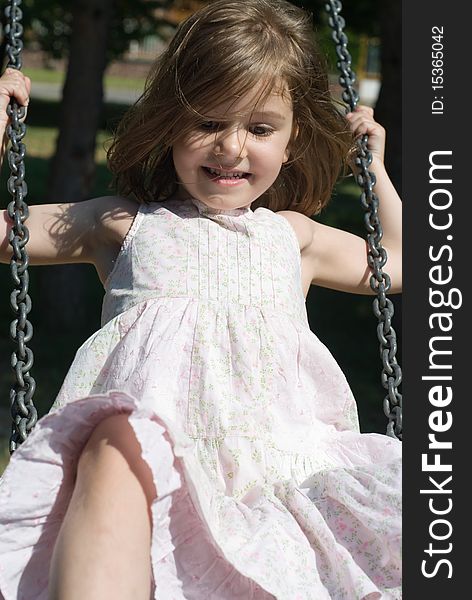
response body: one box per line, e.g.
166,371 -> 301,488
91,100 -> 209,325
302,105 -> 402,295
347,105 -> 402,265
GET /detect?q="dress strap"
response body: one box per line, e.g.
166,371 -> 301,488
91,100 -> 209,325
103,202 -> 147,289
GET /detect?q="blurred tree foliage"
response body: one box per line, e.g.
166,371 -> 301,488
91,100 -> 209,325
6,0 -> 380,67
3,0 -> 174,65
292,0 -> 379,65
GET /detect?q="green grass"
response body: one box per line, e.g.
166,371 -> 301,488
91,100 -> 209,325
23,67 -> 146,91
23,126 -> 111,164
23,67 -> 65,85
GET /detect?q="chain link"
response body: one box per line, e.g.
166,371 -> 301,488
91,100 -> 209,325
325,0 -> 402,439
4,0 -> 37,454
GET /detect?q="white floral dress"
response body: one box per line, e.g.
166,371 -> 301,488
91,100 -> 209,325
0,196 -> 401,599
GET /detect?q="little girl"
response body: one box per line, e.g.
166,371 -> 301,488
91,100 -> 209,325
0,1 -> 402,598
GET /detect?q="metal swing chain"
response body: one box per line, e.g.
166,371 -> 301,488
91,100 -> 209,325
3,0 -> 37,454
325,0 -> 402,440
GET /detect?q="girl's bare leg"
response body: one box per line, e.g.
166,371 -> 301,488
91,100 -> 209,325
48,413 -> 157,600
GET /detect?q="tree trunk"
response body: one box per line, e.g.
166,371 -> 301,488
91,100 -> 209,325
39,0 -> 114,331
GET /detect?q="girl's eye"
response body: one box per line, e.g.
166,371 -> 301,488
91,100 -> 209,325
199,121 -> 219,131
251,126 -> 274,138
198,122 -> 274,138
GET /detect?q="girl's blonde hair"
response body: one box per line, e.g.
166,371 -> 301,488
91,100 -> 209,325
107,0 -> 355,216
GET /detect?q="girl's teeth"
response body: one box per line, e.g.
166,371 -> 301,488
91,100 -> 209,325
207,167 -> 245,179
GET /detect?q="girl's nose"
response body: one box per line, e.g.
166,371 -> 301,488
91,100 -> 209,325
213,127 -> 248,163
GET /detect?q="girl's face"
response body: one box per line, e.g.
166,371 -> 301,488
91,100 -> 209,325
172,82 -> 295,210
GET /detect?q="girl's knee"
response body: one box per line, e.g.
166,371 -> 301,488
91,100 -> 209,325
74,413 -> 133,480
75,412 -> 157,503
83,413 -> 135,455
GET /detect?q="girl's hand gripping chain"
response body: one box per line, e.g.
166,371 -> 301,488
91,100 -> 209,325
0,67 -> 31,166
303,103 -> 401,295
346,104 -> 385,165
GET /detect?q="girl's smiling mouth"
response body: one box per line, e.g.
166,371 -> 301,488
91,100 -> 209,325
202,166 -> 252,185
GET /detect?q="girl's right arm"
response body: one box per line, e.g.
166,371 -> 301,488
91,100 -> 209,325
0,69 -> 137,270
0,68 -> 99,267
1,197 -> 139,272
0,201 -> 99,266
